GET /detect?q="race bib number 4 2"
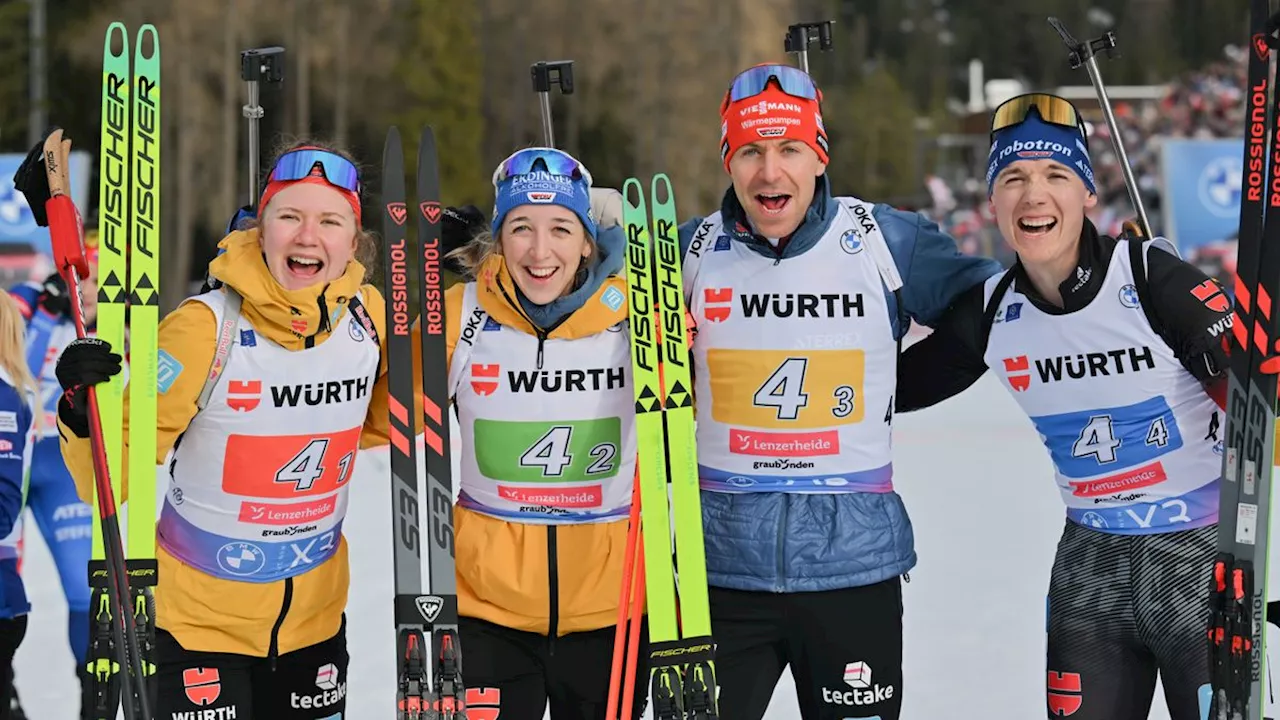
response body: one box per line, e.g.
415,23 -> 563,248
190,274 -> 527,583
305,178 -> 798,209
474,418 -> 622,483
707,349 -> 864,429
222,426 -> 361,498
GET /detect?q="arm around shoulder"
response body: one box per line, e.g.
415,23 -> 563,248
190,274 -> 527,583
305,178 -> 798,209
895,280 -> 993,412
873,205 -> 1003,328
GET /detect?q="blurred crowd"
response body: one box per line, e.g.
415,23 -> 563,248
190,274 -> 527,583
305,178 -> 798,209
923,45 -> 1249,280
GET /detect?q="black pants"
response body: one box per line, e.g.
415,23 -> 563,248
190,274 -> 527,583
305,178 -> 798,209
709,578 -> 903,720
0,616 -> 26,720
460,616 -> 649,720
155,618 -> 347,719
1046,521 -> 1213,720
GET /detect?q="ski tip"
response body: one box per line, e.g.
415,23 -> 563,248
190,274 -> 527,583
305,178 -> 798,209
384,126 -> 402,145
136,25 -> 160,59
623,177 -> 645,210
651,174 -> 673,204
104,22 -> 128,57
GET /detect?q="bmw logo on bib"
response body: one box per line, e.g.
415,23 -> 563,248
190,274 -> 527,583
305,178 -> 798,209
1118,284 -> 1140,309
217,542 -> 267,577
840,229 -> 863,255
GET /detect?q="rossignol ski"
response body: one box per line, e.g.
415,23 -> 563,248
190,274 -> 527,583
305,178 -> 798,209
1209,4 -> 1280,718
86,20 -> 160,720
382,125 -> 464,719
624,175 -> 717,719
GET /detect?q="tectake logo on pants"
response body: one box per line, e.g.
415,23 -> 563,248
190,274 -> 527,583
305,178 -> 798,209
291,663 -> 347,709
822,661 -> 895,708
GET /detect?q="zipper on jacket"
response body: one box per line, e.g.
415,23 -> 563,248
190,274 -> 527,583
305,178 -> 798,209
547,525 -> 560,656
776,496 -> 789,593
268,577 -> 294,671
497,280 -> 570,370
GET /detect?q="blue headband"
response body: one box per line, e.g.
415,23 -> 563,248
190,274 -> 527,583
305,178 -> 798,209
986,112 -> 1095,196
491,165 -> 596,239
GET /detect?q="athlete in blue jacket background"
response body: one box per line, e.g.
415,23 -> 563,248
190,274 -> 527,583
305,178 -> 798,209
7,225 -> 96,702
0,290 -> 39,719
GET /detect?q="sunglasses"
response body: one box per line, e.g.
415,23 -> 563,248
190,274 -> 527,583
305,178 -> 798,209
267,147 -> 361,194
990,93 -> 1088,146
491,147 -> 592,188
721,64 -> 822,114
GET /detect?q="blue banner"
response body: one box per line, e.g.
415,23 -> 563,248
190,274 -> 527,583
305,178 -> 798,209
0,151 -> 92,256
1158,138 -> 1244,253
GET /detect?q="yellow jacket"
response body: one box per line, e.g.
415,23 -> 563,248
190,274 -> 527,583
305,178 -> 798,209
446,251 -> 635,636
60,230 -> 399,657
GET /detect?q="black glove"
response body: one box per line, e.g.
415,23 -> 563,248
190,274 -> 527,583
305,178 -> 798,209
37,272 -> 70,317
55,338 -> 123,438
442,205 -> 486,277
11,128 -> 62,228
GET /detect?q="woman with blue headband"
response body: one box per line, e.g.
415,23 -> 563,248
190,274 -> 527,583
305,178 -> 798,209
442,146 -> 646,719
897,93 -> 1228,720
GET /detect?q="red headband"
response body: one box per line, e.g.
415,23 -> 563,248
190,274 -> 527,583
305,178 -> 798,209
719,85 -> 829,170
258,168 -> 363,226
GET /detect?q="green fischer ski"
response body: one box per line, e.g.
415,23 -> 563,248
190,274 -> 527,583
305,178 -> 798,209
126,22 -> 161,707
89,20 -> 160,719
624,175 -> 717,720
88,22 -> 130,717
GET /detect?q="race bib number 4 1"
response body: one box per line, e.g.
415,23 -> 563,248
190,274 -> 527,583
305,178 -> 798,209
707,349 -> 864,429
222,426 -> 361,498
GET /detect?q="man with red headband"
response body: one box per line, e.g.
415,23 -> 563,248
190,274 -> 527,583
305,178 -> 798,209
671,64 -> 1002,720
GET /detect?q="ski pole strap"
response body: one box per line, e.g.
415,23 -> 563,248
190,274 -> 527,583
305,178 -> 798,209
648,636 -> 716,666
197,288 -> 243,410
346,295 -> 379,347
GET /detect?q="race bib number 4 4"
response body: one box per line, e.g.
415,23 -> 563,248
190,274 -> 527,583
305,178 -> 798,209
222,426 -> 361,498
707,349 -> 864,429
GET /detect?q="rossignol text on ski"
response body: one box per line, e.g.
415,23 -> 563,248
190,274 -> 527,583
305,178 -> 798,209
382,125 -> 465,719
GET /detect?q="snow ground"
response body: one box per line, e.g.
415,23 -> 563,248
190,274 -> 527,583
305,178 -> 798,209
11,373 -> 1207,718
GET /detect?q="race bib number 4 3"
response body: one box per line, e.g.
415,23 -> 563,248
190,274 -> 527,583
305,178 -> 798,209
707,349 -> 864,429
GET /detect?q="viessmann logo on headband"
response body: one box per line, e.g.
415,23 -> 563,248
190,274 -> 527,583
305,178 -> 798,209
739,100 -> 804,117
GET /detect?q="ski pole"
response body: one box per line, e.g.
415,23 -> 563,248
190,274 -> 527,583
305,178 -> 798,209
530,60 -> 574,148
240,46 -> 285,212
784,21 -> 834,75
1047,17 -> 1153,240
39,130 -> 153,720
607,471 -> 644,720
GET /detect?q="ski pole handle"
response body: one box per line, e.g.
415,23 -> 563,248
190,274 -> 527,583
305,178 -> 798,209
784,21 -> 835,75
530,60 -> 574,148
1047,17 -> 1153,240
240,46 -> 285,209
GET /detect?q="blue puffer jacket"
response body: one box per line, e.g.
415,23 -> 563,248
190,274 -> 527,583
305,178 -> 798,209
676,177 -> 1002,592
